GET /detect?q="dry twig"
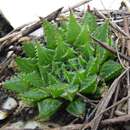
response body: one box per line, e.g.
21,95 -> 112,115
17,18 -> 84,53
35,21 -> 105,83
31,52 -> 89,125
0,8 -> 63,50
62,0 -> 92,13
94,9 -> 130,39
91,36 -> 130,62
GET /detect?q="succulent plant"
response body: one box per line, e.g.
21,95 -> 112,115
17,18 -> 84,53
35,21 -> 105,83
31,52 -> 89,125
4,12 -> 123,121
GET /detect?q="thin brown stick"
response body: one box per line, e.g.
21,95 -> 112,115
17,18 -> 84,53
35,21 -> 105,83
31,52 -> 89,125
50,114 -> 130,130
94,95 -> 130,121
0,0 -> 92,45
0,7 -> 63,48
62,0 -> 92,13
127,69 -> 130,114
94,8 -> 130,39
6,0 -> 92,39
109,82 -> 120,118
77,93 -> 97,107
115,110 -> 126,116
86,70 -> 127,130
123,16 -> 130,66
90,78 -> 118,130
123,16 -> 130,114
115,38 -> 126,69
81,96 -> 130,130
101,114 -> 130,126
91,36 -> 130,62
0,52 -> 14,75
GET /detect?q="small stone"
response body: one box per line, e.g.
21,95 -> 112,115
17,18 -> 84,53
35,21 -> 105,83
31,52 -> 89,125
9,45 -> 14,49
0,110 -> 8,120
6,51 -> 14,58
24,121 -> 40,129
2,97 -> 17,110
6,121 -> 24,129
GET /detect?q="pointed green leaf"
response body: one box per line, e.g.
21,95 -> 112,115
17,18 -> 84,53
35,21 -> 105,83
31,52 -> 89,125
43,20 -> 58,49
48,73 -> 59,85
80,43 -> 94,59
80,75 -> 97,94
86,57 -> 99,76
21,88 -> 49,103
35,43 -> 54,65
4,75 -> 29,93
54,39 -> 68,61
58,21 -> 68,39
74,69 -> 86,84
51,62 -> 62,76
61,85 -> 79,101
38,98 -> 62,121
94,20 -> 110,64
74,24 -> 90,46
22,42 -> 36,58
64,70 -> 75,83
82,12 -> 97,33
16,57 -> 37,73
25,71 -> 43,87
47,83 -> 68,98
66,99 -> 86,118
100,60 -> 122,81
38,65 -> 50,86
68,58 -> 79,70
78,55 -> 87,67
94,20 -> 109,42
62,47 -> 75,60
66,14 -> 81,44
